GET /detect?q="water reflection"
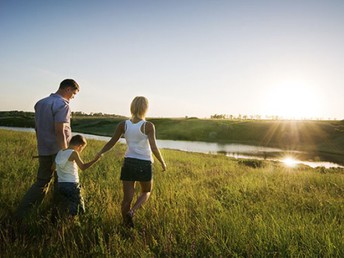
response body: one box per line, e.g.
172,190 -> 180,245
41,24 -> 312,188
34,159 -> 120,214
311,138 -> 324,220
46,133 -> 344,168
1,126 -> 342,169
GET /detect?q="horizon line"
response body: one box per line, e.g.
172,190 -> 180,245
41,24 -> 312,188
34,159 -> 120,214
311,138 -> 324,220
0,110 -> 342,121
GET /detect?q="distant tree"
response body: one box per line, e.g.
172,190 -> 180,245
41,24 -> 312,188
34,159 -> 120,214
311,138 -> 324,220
72,111 -> 87,116
91,112 -> 104,116
211,114 -> 226,119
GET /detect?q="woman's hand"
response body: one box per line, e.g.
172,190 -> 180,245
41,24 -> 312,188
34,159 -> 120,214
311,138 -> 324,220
161,162 -> 167,172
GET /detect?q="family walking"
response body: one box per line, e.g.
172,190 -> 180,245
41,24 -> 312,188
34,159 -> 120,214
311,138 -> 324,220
15,79 -> 167,228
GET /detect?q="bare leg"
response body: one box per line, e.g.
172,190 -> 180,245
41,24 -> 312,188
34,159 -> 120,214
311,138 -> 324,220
131,180 -> 153,214
121,181 -> 135,220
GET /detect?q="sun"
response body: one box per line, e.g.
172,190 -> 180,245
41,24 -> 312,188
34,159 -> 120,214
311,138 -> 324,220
263,80 -> 320,119
282,157 -> 298,167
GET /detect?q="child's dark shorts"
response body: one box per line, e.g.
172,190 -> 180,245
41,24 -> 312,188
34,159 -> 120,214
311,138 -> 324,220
57,182 -> 85,216
120,158 -> 152,182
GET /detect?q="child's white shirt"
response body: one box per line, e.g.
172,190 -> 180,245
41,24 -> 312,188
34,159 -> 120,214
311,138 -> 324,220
55,149 -> 79,183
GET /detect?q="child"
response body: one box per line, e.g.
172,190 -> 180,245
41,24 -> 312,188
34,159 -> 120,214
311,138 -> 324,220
55,134 -> 101,217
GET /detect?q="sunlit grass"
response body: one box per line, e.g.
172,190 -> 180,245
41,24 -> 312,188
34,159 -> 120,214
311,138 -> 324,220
0,129 -> 343,257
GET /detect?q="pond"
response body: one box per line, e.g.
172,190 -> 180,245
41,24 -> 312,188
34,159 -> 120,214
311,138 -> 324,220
1,126 -> 342,168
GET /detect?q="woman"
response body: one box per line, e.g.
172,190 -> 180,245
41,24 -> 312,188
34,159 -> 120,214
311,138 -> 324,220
98,96 -> 166,227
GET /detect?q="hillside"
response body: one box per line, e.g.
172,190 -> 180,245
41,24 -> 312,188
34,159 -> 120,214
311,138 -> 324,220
1,111 -> 343,161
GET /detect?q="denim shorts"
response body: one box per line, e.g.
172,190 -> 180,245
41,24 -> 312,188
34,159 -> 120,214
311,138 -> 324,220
57,182 -> 85,216
120,158 -> 152,182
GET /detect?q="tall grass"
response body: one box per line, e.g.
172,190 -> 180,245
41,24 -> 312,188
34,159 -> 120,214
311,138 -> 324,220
0,129 -> 343,257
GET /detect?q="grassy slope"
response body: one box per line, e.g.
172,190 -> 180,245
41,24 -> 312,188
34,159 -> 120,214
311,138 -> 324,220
1,129 -> 343,257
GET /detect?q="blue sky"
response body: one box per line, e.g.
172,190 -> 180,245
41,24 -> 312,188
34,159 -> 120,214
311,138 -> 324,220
1,0 -> 343,119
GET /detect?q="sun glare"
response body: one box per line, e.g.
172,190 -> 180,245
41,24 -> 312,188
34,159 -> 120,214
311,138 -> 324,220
263,80 -> 320,119
282,157 -> 298,167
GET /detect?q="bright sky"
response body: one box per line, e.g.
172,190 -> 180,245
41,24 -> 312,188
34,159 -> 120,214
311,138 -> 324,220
1,0 -> 343,119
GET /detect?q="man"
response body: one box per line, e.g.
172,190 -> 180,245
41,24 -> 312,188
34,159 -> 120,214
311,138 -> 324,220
15,79 -> 79,219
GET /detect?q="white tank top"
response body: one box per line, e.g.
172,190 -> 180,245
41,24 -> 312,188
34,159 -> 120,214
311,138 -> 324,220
124,120 -> 152,161
55,149 -> 79,183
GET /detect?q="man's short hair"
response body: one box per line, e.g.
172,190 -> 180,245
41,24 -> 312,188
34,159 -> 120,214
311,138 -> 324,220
59,79 -> 80,90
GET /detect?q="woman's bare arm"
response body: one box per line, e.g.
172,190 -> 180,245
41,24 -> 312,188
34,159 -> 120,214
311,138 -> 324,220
98,121 -> 125,155
146,121 -> 166,171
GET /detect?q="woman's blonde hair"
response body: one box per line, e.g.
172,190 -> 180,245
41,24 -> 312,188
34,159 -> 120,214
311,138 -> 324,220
130,96 -> 149,119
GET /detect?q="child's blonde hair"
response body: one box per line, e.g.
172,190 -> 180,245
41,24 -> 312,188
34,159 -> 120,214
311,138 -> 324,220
69,135 -> 87,146
130,96 -> 149,119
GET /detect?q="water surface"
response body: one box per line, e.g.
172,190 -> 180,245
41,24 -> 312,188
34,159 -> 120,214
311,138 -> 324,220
1,126 -> 342,168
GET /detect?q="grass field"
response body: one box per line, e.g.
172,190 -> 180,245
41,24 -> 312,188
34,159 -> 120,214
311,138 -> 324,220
0,129 -> 343,257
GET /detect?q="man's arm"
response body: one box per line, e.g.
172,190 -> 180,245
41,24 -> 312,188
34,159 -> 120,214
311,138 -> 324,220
55,122 -> 68,150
